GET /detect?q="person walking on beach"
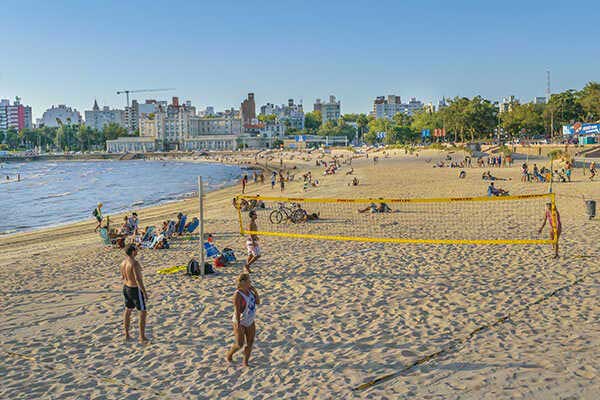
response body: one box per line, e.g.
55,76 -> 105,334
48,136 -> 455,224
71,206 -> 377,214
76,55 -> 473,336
226,273 -> 260,367
241,174 -> 248,194
590,162 -> 596,181
244,210 -> 261,273
279,170 -> 285,192
120,244 -> 149,343
93,202 -> 103,232
538,202 -> 562,258
270,171 -> 276,189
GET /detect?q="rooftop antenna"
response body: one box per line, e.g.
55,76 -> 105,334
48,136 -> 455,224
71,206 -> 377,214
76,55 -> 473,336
547,70 -> 553,137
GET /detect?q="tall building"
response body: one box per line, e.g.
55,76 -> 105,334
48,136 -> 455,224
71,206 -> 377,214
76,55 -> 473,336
259,99 -> 305,132
499,96 -> 518,113
0,97 -> 32,132
313,98 -> 322,112
39,104 -> 82,127
84,100 -> 125,130
319,95 -> 341,123
240,93 -> 256,127
373,95 -> 402,119
124,99 -> 160,133
373,95 -> 424,119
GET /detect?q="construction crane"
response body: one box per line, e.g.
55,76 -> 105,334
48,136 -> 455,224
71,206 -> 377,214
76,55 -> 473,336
116,88 -> 175,107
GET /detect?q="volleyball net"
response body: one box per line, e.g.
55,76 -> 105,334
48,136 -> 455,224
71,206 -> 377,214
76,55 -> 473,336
234,193 -> 558,245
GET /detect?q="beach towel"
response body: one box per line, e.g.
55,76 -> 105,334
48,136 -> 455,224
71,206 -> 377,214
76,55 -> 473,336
157,265 -> 186,275
99,227 -> 112,246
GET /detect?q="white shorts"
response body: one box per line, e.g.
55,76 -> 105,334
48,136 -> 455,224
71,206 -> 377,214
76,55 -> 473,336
246,240 -> 260,257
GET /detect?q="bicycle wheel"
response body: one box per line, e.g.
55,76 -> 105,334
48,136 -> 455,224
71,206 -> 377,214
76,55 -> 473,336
291,209 -> 307,223
269,210 -> 284,224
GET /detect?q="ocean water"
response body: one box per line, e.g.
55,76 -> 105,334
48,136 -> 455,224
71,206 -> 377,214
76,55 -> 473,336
0,160 -> 243,235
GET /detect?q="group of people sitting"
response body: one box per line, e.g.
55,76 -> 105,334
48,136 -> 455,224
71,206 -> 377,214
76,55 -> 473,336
487,182 -> 509,197
358,201 -> 392,213
232,196 -> 266,212
100,211 -> 199,250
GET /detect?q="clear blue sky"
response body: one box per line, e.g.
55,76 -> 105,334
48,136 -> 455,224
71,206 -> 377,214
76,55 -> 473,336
2,0 -> 599,119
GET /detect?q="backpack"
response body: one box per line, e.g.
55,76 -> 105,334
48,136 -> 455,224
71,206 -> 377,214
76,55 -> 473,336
92,208 -> 99,217
213,255 -> 226,268
222,248 -> 236,264
187,259 -> 201,275
187,259 -> 215,275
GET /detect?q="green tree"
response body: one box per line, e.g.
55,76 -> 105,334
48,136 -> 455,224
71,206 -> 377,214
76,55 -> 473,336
544,90 -> 584,136
464,96 -> 497,142
356,114 -> 369,143
4,128 -> 20,149
304,111 -> 322,133
411,110 -> 443,133
500,103 -> 545,139
578,81 -> 600,121
103,122 -> 128,140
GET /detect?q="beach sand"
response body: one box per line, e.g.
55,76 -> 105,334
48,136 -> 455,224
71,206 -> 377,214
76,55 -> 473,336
1,150 -> 598,399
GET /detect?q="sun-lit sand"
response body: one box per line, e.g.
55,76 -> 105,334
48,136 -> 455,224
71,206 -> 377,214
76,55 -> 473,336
1,149 -> 598,399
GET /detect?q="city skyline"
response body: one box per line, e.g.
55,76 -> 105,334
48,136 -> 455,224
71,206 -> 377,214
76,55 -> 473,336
2,1 -> 599,119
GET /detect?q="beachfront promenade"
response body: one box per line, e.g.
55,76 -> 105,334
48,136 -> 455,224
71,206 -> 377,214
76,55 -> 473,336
0,149 -> 598,399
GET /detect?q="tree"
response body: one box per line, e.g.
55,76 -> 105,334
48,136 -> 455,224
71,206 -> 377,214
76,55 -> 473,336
411,110 -> 443,133
258,114 -> 277,123
356,114 -> 369,143
304,111 -> 322,133
578,81 -> 600,122
500,103 -> 545,139
544,90 -> 584,136
103,123 -> 128,141
4,128 -> 19,149
464,96 -> 497,142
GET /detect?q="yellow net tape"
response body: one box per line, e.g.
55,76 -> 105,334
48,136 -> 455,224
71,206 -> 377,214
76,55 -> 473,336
235,193 -> 558,245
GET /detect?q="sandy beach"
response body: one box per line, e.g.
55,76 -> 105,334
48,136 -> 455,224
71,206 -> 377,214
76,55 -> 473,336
1,149 -> 598,399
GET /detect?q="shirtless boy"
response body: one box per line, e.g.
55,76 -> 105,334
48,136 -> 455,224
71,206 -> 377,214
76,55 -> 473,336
120,244 -> 149,343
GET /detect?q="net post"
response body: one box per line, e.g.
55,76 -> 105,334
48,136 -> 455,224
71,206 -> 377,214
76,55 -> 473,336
236,196 -> 244,235
198,176 -> 205,278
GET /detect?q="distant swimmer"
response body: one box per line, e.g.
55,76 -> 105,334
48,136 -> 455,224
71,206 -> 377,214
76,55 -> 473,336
226,273 -> 260,367
120,245 -> 149,343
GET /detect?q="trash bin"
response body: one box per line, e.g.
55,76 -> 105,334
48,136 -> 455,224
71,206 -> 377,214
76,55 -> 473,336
585,200 -> 596,219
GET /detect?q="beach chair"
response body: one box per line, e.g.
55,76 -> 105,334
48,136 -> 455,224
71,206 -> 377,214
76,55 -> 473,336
165,220 -> 176,238
142,233 -> 164,249
203,242 -> 220,258
185,218 -> 199,234
177,215 -> 187,235
140,226 -> 156,243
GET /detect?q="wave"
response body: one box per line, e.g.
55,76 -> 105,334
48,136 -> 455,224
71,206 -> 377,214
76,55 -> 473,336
38,192 -> 72,200
131,200 -> 145,206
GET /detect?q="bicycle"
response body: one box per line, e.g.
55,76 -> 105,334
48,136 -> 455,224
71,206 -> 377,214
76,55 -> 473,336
269,202 -> 307,224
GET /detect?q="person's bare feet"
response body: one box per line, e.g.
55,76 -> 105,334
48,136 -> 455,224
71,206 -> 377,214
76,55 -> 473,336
226,352 -> 233,363
139,336 -> 150,344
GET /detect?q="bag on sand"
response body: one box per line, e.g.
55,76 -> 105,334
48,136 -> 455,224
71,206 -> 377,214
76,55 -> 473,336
187,259 -> 215,275
222,248 -> 236,263
213,255 -> 226,268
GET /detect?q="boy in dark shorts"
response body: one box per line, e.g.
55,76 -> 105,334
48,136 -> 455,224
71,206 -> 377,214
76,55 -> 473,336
120,244 -> 149,343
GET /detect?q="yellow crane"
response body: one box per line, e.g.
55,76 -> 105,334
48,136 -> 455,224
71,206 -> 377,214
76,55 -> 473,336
116,88 -> 175,107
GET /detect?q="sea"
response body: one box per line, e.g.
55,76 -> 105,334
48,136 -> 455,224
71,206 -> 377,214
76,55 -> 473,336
0,160 -> 243,235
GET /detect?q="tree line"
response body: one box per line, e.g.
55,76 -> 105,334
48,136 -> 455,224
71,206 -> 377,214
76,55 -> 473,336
0,123 -> 133,152
294,81 -> 600,145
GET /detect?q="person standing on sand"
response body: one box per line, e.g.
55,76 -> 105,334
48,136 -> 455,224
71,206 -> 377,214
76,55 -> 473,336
241,174 -> 248,194
271,171 -> 276,189
279,171 -> 285,192
244,210 -> 261,273
539,202 -> 562,258
226,273 -> 260,367
93,202 -> 103,232
121,244 -> 149,343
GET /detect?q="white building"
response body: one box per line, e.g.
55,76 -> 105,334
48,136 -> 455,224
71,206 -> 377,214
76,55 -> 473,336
318,95 -> 341,123
183,135 -> 237,151
533,96 -> 547,105
189,116 -> 241,136
260,99 -> 305,132
106,137 -> 157,153
499,96 -> 518,113
373,95 -> 424,119
40,105 -> 82,127
84,100 -> 125,131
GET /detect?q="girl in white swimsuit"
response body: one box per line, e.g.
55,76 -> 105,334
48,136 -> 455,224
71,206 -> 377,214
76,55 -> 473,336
226,273 -> 260,366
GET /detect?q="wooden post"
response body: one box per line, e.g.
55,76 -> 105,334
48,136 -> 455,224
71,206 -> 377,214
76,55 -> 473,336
198,176 -> 205,278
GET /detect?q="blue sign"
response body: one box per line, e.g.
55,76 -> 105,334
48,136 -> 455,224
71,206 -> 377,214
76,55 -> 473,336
376,132 -> 386,140
563,123 -> 600,136
295,135 -> 307,142
421,129 -> 431,138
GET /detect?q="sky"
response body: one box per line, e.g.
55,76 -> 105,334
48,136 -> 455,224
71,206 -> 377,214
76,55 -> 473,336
1,0 -> 599,119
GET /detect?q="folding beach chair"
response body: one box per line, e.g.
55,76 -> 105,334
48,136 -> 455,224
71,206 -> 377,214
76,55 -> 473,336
177,215 -> 187,235
185,217 -> 199,234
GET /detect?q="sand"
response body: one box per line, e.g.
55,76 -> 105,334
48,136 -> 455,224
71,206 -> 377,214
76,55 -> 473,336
1,149 -> 599,399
